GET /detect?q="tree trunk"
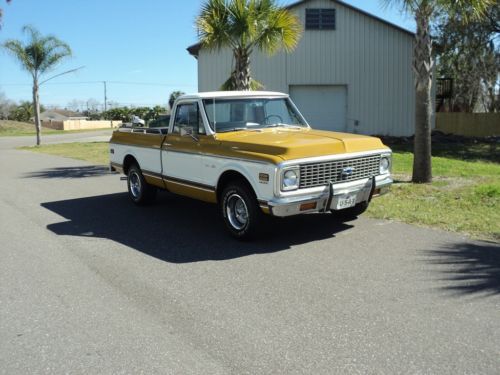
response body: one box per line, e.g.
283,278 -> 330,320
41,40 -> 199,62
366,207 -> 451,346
232,47 -> 251,91
32,78 -> 42,146
412,5 -> 433,183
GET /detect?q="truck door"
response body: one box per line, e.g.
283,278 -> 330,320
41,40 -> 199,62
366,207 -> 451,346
162,101 -> 210,198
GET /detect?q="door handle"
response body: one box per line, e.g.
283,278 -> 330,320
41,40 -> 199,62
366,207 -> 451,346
163,143 -> 172,147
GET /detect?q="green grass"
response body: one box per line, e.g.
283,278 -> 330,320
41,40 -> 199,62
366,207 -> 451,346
0,120 -> 63,136
19,140 -> 500,241
368,142 -> 500,242
0,120 -> 111,137
19,142 -> 109,165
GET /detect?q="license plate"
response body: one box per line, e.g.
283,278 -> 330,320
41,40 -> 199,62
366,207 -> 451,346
334,193 -> 357,210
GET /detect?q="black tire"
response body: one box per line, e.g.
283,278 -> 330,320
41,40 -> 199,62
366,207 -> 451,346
220,180 -> 264,240
127,164 -> 157,205
331,201 -> 369,221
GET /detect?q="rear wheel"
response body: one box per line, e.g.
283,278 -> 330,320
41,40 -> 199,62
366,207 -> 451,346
127,164 -> 156,205
220,181 -> 264,240
331,201 -> 369,221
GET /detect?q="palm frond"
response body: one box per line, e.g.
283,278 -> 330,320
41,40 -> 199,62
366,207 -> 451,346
436,0 -> 495,22
38,36 -> 72,74
2,39 -> 35,76
382,0 -> 494,20
196,0 -> 236,50
220,75 -> 263,90
254,3 -> 302,54
2,25 -> 72,77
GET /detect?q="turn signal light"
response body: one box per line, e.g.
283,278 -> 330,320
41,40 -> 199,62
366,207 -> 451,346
300,202 -> 317,211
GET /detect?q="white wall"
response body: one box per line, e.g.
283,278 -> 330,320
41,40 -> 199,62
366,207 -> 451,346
196,0 -> 415,137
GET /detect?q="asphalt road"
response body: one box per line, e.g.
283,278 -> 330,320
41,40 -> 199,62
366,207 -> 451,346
0,132 -> 499,374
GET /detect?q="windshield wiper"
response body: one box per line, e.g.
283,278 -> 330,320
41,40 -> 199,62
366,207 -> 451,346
266,123 -> 302,129
217,127 -> 247,133
217,127 -> 262,133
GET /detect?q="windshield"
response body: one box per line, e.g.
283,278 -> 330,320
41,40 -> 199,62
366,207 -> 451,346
202,97 -> 308,133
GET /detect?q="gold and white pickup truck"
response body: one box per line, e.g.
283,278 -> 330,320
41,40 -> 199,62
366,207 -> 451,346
110,91 -> 392,239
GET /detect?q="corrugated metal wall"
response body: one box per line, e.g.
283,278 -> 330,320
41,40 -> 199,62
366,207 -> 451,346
197,0 -> 415,136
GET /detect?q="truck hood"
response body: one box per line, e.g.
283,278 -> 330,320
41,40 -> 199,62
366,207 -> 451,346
217,128 -> 389,161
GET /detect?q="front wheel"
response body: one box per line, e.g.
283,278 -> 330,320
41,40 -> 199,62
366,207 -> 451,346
127,164 -> 156,205
331,201 -> 369,221
220,181 -> 264,240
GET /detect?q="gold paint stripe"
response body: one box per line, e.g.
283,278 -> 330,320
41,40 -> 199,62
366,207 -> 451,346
164,179 -> 215,192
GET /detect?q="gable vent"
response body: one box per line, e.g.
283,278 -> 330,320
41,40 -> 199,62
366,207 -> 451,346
305,8 -> 336,30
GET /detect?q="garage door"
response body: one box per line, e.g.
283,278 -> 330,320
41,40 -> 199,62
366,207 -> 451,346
289,85 -> 347,132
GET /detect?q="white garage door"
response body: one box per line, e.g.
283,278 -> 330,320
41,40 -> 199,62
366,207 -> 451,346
289,85 -> 347,132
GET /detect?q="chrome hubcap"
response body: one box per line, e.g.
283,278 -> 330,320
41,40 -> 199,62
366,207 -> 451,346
129,172 -> 141,198
226,194 -> 249,230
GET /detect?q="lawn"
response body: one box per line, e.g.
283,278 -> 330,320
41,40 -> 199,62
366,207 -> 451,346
0,120 -> 111,137
19,142 -> 109,165
19,140 -> 500,241
0,120 -> 63,136
367,144 -> 499,242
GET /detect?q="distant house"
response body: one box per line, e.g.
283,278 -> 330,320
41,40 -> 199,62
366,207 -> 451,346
39,109 -> 88,122
187,0 -> 418,136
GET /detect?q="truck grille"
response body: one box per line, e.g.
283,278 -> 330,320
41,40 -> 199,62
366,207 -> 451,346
299,155 -> 381,188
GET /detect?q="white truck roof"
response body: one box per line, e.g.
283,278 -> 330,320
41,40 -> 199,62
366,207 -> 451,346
178,91 -> 289,101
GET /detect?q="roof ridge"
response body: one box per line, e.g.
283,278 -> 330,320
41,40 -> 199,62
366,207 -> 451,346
187,0 -> 414,57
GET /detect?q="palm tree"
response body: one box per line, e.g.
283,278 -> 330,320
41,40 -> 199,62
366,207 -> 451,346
3,25 -> 72,145
196,0 -> 302,91
384,0 -> 492,183
168,90 -> 185,110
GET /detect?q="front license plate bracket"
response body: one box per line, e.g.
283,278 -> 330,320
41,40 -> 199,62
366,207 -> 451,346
334,193 -> 358,210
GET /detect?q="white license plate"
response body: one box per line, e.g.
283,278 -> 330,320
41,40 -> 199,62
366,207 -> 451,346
334,193 -> 357,210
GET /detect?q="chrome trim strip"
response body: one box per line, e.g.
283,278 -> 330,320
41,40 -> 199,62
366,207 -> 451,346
277,148 -> 392,167
162,175 -> 216,192
143,171 -> 163,180
162,147 -> 199,156
115,128 -> 167,135
164,178 -> 215,193
201,152 -> 271,165
110,141 -> 162,150
113,141 -> 272,165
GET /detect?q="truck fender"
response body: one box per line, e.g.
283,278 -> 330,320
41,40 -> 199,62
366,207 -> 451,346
216,162 -> 261,200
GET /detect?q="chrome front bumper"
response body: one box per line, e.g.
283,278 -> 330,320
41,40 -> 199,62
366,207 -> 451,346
267,175 -> 392,217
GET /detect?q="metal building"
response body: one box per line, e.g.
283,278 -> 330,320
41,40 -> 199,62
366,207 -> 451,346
187,0 -> 416,136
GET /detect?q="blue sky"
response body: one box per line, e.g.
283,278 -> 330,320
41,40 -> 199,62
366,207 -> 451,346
0,1 -> 414,109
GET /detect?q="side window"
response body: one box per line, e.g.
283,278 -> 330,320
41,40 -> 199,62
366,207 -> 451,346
172,102 -> 205,135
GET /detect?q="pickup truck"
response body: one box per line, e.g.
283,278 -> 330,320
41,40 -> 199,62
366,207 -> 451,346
109,91 -> 392,239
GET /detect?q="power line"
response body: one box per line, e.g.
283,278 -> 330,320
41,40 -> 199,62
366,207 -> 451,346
106,81 -> 194,87
0,80 -> 195,87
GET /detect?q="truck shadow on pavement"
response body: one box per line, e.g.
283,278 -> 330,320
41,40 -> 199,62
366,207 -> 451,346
24,166 -> 111,179
42,192 -> 353,263
425,242 -> 500,297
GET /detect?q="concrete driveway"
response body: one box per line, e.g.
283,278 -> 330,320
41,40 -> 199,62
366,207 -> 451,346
0,132 -> 499,374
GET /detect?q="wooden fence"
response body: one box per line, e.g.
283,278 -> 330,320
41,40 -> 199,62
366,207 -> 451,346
42,120 -> 122,130
436,113 -> 500,137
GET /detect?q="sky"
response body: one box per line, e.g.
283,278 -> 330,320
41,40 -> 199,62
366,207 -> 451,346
0,0 -> 415,110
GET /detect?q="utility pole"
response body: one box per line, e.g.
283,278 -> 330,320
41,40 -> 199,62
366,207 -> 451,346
103,81 -> 112,128
103,81 -> 107,112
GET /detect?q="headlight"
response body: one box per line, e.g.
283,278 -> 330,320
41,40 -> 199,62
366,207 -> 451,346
281,168 -> 299,191
380,156 -> 391,174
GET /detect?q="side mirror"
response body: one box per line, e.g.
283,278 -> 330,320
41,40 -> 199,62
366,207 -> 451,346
180,127 -> 198,141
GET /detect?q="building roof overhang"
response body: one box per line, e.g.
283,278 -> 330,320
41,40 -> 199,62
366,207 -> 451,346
187,0 -> 415,58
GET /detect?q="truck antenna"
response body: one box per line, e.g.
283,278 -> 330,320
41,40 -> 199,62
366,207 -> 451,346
213,97 -> 217,138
